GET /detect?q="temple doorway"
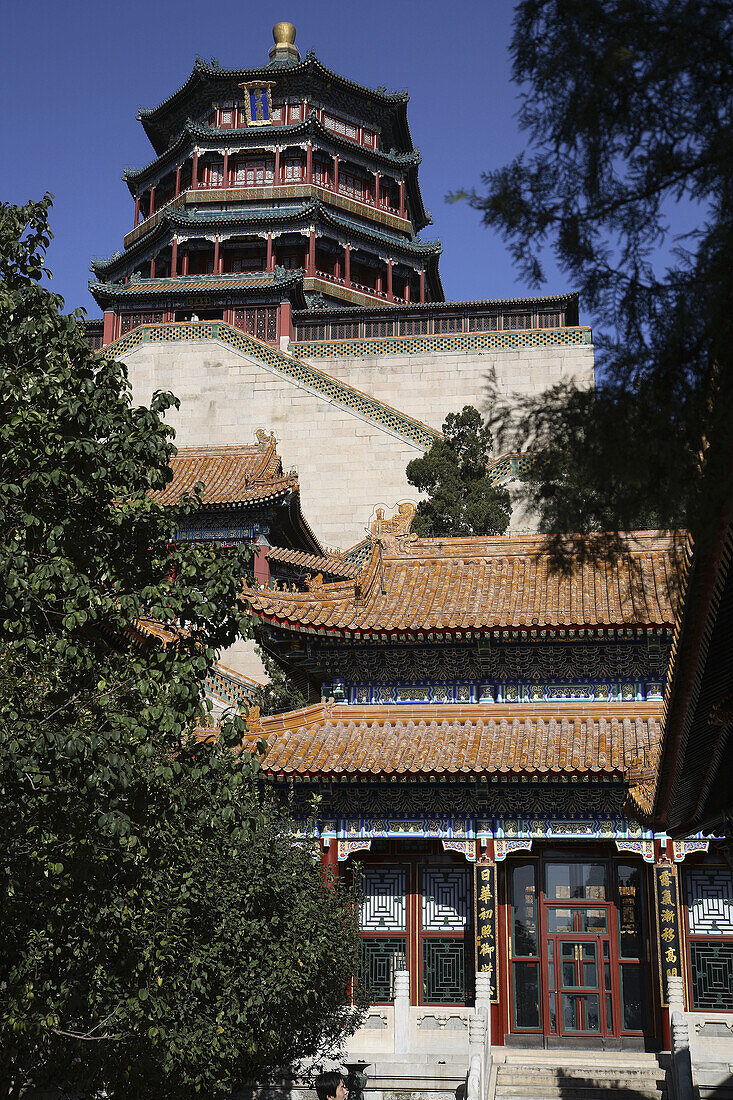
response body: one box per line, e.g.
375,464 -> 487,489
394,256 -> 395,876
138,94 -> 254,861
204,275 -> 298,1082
507,850 -> 655,1047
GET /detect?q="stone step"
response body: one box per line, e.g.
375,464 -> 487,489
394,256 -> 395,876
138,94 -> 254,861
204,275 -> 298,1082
494,1060 -> 667,1100
499,1052 -> 667,1067
495,1087 -> 665,1099
498,1069 -> 667,1082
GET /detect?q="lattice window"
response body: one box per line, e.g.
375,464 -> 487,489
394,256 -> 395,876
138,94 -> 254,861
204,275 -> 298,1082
398,317 -> 431,335
687,869 -> 733,934
503,312 -> 532,330
686,866 -> 733,1010
244,160 -> 274,185
360,939 -> 407,1001
422,940 -> 466,1003
333,322 -> 360,339
538,310 -> 563,328
360,868 -> 407,930
363,321 -> 394,338
435,315 -> 463,334
689,944 -> 733,1010
120,311 -> 163,335
283,159 -> 304,180
422,868 -> 469,930
467,313 -> 499,331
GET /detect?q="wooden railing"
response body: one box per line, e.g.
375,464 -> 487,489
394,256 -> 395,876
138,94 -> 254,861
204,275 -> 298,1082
123,181 -> 411,249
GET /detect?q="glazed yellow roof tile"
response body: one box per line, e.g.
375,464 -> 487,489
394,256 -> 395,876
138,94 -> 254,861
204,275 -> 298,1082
243,531 -> 677,633
150,439 -> 296,507
243,700 -> 662,778
265,545 -> 360,579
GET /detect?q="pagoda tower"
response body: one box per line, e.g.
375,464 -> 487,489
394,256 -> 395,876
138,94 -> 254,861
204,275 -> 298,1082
90,22 -> 443,345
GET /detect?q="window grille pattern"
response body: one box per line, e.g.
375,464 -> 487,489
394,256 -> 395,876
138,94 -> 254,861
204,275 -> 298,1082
422,868 -> 469,930
687,869 -> 733,934
422,941 -> 466,1003
360,939 -> 407,1001
689,944 -> 733,1009
360,868 -> 407,930
120,311 -> 163,335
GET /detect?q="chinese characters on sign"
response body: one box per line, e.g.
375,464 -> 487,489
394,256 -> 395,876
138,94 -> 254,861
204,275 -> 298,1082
654,864 -> 682,1006
476,863 -> 498,1001
240,82 -> 274,126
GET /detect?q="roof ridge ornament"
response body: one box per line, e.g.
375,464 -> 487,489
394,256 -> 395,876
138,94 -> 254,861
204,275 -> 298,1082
269,21 -> 300,65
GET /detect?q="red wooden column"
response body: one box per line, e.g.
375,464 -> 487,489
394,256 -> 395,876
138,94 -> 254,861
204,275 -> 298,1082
182,250 -> 189,276
333,154 -> 339,193
398,180 -> 406,219
306,142 -> 313,184
321,839 -> 338,884
344,244 -> 351,287
419,268 -> 426,303
274,145 -> 281,185
278,298 -> 293,345
175,165 -> 181,197
102,310 -> 115,346
253,539 -> 271,586
376,269 -> 383,295
149,255 -> 156,278
308,229 -> 316,275
404,278 -> 411,303
386,258 -> 393,301
213,238 -> 221,275
134,196 -> 140,227
374,172 -> 380,207
171,237 -> 178,277
191,150 -> 199,190
266,233 -> 274,271
149,186 -> 156,216
222,150 -> 229,188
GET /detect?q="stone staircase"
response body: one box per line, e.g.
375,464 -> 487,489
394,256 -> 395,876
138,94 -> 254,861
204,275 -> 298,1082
362,1053 -> 469,1100
492,1051 -> 669,1100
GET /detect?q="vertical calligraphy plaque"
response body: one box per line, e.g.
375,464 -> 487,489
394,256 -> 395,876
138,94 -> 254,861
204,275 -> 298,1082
653,863 -> 683,1006
475,862 -> 498,1002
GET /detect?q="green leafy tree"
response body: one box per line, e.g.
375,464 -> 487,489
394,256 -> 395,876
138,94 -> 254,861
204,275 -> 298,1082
254,643 -> 309,715
406,405 -> 512,537
455,0 -> 733,567
0,197 -> 364,1099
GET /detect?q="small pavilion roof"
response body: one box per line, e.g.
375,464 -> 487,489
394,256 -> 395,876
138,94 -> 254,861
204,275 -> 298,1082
149,436 -> 324,556
242,699 -> 663,780
150,437 -> 296,509
244,526 -> 678,637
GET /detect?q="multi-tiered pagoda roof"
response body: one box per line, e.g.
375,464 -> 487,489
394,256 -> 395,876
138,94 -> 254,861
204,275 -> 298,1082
90,23 -> 444,344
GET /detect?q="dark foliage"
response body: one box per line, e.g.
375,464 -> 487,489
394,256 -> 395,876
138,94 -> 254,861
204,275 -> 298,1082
453,0 -> 733,570
0,197 -> 364,1099
406,406 -> 512,537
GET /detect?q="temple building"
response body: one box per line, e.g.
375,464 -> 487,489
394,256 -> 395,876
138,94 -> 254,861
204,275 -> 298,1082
233,506 -> 732,1077
85,22 -> 594,550
84,19 -> 733,1090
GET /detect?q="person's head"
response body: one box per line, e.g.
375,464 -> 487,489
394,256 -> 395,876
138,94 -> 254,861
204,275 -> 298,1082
315,1071 -> 347,1100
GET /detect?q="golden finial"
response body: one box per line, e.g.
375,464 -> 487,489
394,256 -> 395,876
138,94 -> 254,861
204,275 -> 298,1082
272,21 -> 296,47
269,21 -> 300,63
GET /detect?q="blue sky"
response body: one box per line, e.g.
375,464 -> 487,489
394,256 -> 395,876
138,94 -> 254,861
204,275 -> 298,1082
3,0 -> 561,318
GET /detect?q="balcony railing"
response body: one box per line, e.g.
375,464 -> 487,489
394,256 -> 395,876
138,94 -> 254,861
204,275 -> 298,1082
124,181 -> 410,249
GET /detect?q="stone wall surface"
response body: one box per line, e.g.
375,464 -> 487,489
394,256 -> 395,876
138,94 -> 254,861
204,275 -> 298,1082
299,343 -> 595,435
122,338 -> 594,550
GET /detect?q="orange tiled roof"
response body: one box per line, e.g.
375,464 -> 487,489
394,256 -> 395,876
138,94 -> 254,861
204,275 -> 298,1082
265,545 -> 361,580
244,531 -> 677,635
151,435 -> 296,508
243,700 -> 662,778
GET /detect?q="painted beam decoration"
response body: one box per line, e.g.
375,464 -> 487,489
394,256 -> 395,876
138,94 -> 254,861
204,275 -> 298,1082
240,81 -> 275,126
476,863 -> 498,1001
654,864 -> 684,1006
